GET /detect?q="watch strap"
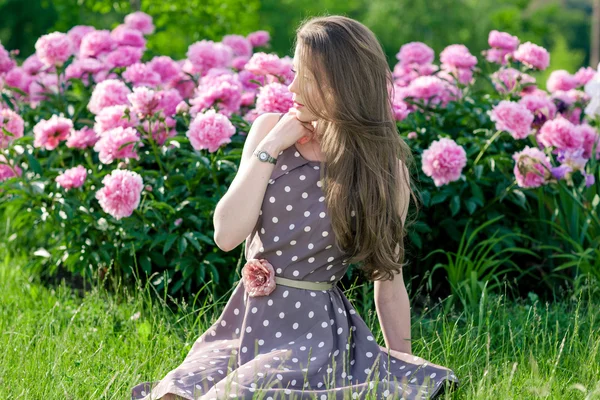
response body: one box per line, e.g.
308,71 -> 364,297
254,148 -> 278,164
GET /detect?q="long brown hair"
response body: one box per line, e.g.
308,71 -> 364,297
294,15 -> 421,281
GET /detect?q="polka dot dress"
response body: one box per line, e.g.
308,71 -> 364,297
131,134 -> 460,400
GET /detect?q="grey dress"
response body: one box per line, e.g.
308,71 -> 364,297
131,125 -> 460,399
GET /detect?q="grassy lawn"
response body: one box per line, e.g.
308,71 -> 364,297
1,249 -> 599,399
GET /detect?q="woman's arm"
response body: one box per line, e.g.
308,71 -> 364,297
373,159 -> 412,353
212,113 -> 282,252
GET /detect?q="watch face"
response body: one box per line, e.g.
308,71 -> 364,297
259,152 -> 267,160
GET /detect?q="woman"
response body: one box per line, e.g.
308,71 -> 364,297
131,15 -> 460,400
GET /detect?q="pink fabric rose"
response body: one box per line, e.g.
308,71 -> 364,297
242,258 -> 277,297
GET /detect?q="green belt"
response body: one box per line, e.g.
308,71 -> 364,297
275,276 -> 335,290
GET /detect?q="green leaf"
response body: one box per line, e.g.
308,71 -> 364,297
469,181 -> 484,206
140,255 -> 152,274
450,195 -> 461,216
149,232 -> 169,251
178,236 -> 188,255
430,192 -> 449,205
163,233 -> 178,255
465,199 -> 477,215
183,232 -> 202,253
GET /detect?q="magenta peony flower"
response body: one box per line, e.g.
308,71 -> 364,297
35,32 -> 73,67
578,123 -> 600,160
231,56 -> 250,71
519,94 -> 557,128
484,48 -> 513,65
122,62 -> 161,87
255,82 -> 293,113
93,105 -> 138,135
0,154 -> 22,182
28,73 -> 59,105
148,56 -> 181,85
65,57 -> 106,83
67,25 -> 96,53
79,30 -> 114,58
55,165 -> 87,190
186,109 -> 236,153
33,115 -> 73,150
491,68 -> 536,94
574,66 -> 596,87
488,30 -> 519,51
110,25 -> 146,48
546,70 -> 579,93
393,62 -> 438,87
244,52 -> 286,77
187,40 -> 233,75
512,146 -> 552,188
439,66 -> 474,86
439,44 -> 477,69
538,116 -> 583,151
242,258 -> 277,297
490,100 -> 535,140
0,42 -> 15,74
222,34 -> 252,57
127,86 -> 160,117
66,126 -> 99,149
93,126 -> 141,164
95,169 -> 144,220
396,42 -> 435,65
247,30 -> 271,47
0,109 -> 25,148
514,42 -> 550,70
238,69 -> 267,90
88,79 -> 132,115
103,46 -> 144,69
189,73 -> 243,118
124,11 -> 155,35
421,137 -> 467,186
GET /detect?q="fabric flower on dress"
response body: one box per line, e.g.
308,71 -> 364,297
242,258 -> 277,297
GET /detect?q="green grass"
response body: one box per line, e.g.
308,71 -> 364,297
1,249 -> 600,399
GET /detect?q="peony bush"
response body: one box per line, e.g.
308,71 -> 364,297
0,12 -> 598,299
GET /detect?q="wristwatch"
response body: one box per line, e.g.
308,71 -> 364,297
253,148 -> 278,164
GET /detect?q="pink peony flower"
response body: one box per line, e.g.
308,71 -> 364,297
186,109 -> 236,153
489,100 -> 535,140
55,165 -> 87,190
244,52 -> 286,77
519,94 -> 557,129
95,169 -> 144,220
407,131 -> 418,139
127,86 -> 160,117
231,56 -> 249,71
222,34 -> 252,58
79,30 -> 115,58
157,89 -> 183,117
33,115 -> 74,150
574,66 -> 596,87
514,42 -> 550,70
242,109 -> 261,124
93,126 -> 141,164
546,70 -> 579,93
491,68 -> 536,94
103,46 -> 144,69
175,101 -> 189,114
247,30 -> 271,47
255,82 -> 293,113
393,62 -> 438,87
110,25 -> 146,48
512,146 -> 552,188
439,44 -> 477,69
488,30 -> 519,51
242,258 -> 277,297
142,116 -> 177,146
93,105 -> 138,135
538,116 -> 584,151
65,57 -> 106,83
28,73 -> 59,105
578,123 -> 600,160
148,56 -> 181,85
66,126 -> 99,149
5,67 -> 33,94
484,48 -> 513,65
22,54 -> 44,75
123,62 -> 161,87
406,76 -> 446,103
0,42 -> 15,74
88,79 -> 132,115
67,25 -> 96,53
0,154 -> 22,182
124,11 -> 155,35
187,40 -> 233,75
439,66 -> 474,86
35,32 -> 73,67
421,137 -> 467,187
0,109 -> 25,148
190,73 -> 243,118
396,42 -> 435,65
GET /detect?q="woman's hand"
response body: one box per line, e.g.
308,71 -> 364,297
263,109 -> 316,152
